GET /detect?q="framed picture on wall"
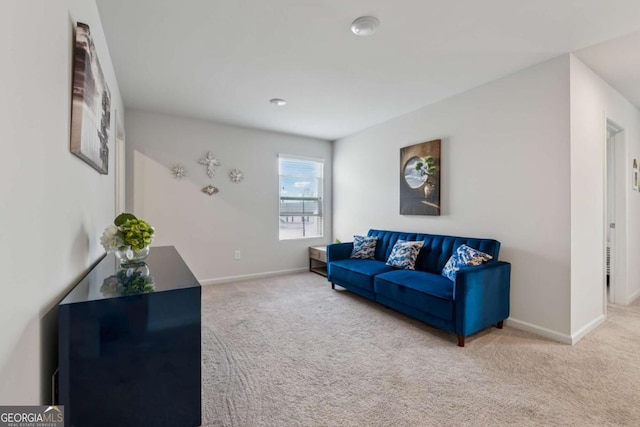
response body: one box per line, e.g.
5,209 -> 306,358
633,159 -> 639,191
400,139 -> 441,215
70,22 -> 111,174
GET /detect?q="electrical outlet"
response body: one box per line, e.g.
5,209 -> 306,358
234,250 -> 241,260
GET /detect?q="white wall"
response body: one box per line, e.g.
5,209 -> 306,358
333,56 -> 573,341
125,110 -> 332,283
569,55 -> 640,338
0,0 -> 124,404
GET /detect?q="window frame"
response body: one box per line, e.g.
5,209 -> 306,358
278,154 -> 325,241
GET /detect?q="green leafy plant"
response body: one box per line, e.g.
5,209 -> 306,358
101,213 -> 155,252
115,213 -> 154,250
415,156 -> 437,177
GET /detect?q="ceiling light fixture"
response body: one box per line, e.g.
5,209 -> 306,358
351,16 -> 379,36
270,98 -> 287,106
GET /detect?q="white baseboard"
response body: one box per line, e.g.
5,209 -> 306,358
506,318 -> 572,345
199,267 -> 309,286
626,288 -> 640,305
507,314 -> 606,345
570,314 -> 606,344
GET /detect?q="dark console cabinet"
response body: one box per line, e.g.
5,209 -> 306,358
58,246 -> 201,427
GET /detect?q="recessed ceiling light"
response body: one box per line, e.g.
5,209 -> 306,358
270,98 -> 286,106
351,16 -> 379,36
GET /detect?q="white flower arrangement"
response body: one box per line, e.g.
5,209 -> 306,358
100,224 -> 121,252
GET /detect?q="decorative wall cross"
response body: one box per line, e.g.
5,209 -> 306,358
197,152 -> 221,178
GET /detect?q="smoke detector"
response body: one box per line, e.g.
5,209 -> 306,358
351,16 -> 379,36
270,98 -> 287,106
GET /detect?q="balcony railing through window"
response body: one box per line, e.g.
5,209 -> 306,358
279,196 -> 323,238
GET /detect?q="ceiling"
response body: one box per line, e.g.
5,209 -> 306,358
574,31 -> 640,109
96,0 -> 640,141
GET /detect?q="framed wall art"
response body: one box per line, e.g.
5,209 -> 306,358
70,22 -> 111,174
400,139 -> 441,215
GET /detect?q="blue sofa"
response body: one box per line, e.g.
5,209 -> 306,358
326,229 -> 511,346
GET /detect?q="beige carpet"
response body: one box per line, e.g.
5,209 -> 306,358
201,272 -> 640,426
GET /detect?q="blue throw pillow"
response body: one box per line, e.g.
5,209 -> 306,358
350,235 -> 378,259
441,244 -> 493,281
386,240 -> 424,270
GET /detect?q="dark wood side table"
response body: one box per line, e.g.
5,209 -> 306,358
309,246 -> 327,277
58,246 -> 201,427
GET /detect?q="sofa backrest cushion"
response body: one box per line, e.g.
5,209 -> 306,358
367,229 -> 501,274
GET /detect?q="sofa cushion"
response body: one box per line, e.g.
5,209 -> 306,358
386,240 -> 424,270
330,259 -> 395,292
350,235 -> 378,259
441,244 -> 493,281
374,270 -> 454,320
366,229 -> 501,273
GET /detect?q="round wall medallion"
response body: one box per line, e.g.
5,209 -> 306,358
229,169 -> 244,183
171,164 -> 186,180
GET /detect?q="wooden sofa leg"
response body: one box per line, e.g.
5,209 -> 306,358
331,283 -> 335,290
457,335 -> 465,347
497,320 -> 504,329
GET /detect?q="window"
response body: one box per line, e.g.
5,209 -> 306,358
278,155 -> 324,240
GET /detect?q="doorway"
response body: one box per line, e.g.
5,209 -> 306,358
605,119 -> 625,306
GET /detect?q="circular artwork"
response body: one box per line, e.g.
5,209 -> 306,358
403,157 -> 428,189
229,169 -> 244,183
